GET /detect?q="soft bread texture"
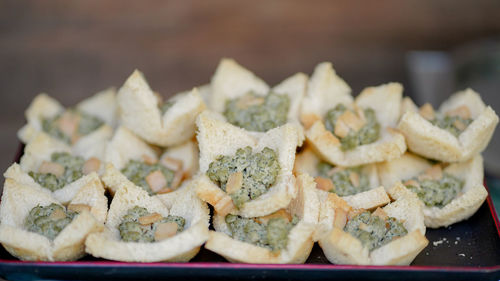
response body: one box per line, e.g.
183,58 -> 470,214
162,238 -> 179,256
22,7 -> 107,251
0,178 -> 104,261
397,89 -> 499,162
161,139 -> 199,179
194,111 -> 302,217
76,87 -> 118,128
117,70 -> 206,147
302,65 -> 406,166
314,186 -> 390,241
85,180 -> 210,262
209,58 -> 308,131
379,153 -> 487,228
300,62 -> 352,129
318,185 -> 428,265
17,93 -> 114,154
205,173 -> 319,263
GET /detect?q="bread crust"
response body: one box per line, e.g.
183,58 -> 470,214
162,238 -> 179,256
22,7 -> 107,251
205,173 -> 319,263
209,58 -> 308,131
0,178 -> 104,261
301,64 -> 406,166
117,70 -> 206,147
194,111 -> 302,217
85,179 -> 210,262
397,89 -> 499,162
17,93 -> 114,153
318,184 -> 428,265
380,153 -> 487,228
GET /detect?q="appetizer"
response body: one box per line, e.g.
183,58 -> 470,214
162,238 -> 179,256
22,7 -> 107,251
117,70 -> 205,147
318,184 -> 428,265
378,152 -> 487,228
209,58 -> 307,133
194,111 -> 302,217
205,173 -> 319,263
85,180 -> 209,262
398,89 -> 498,162
301,62 -> 406,167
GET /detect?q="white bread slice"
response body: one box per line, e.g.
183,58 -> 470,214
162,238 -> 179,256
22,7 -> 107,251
379,153 -> 487,228
0,178 -> 104,261
160,139 -> 199,179
205,173 -> 319,264
194,111 -> 302,217
304,80 -> 406,167
314,186 -> 390,241
209,58 -> 307,132
85,179 -> 210,262
300,62 -> 352,129
76,87 -> 118,128
398,89 -> 499,162
104,126 -> 158,172
318,184 -> 428,265
210,58 -> 270,113
17,93 -> 114,152
117,70 -> 206,147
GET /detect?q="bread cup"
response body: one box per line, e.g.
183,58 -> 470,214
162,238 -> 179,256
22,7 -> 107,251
208,58 -> 307,134
378,152 -> 487,228
205,173 -> 319,264
294,146 -> 389,222
117,70 -> 206,147
85,179 -> 210,262
4,133 -> 107,205
17,90 -> 115,157
103,127 -> 196,196
301,62 -> 406,167
0,174 -> 106,261
193,110 -> 303,218
317,183 -> 428,265
397,89 -> 498,162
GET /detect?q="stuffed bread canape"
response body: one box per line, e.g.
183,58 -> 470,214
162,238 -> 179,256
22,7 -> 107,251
294,146 -> 389,232
208,58 -> 307,134
317,183 -> 428,265
117,70 -> 205,147
193,111 -> 302,218
17,90 -> 115,158
85,179 -> 209,262
205,173 -> 319,263
5,133 -> 106,205
397,89 -> 498,162
301,62 -> 406,167
0,174 -> 106,261
378,152 -> 487,228
103,127 -> 195,196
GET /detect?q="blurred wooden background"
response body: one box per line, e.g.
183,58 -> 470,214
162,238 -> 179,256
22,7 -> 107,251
1,0 -> 500,177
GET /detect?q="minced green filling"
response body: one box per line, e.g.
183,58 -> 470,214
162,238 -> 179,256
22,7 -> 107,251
344,211 -> 407,251
118,206 -> 185,243
224,92 -> 290,132
316,162 -> 369,196
225,214 -> 299,251
324,104 -> 380,151
42,110 -> 104,144
24,203 -> 76,240
121,160 -> 175,195
405,173 -> 463,208
29,152 -> 85,192
430,115 -> 473,137
206,146 -> 280,208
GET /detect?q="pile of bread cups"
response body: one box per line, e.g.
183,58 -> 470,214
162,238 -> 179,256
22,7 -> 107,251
0,58 -> 497,266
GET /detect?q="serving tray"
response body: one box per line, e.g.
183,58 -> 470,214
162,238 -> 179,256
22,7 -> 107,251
1,145 -> 499,281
